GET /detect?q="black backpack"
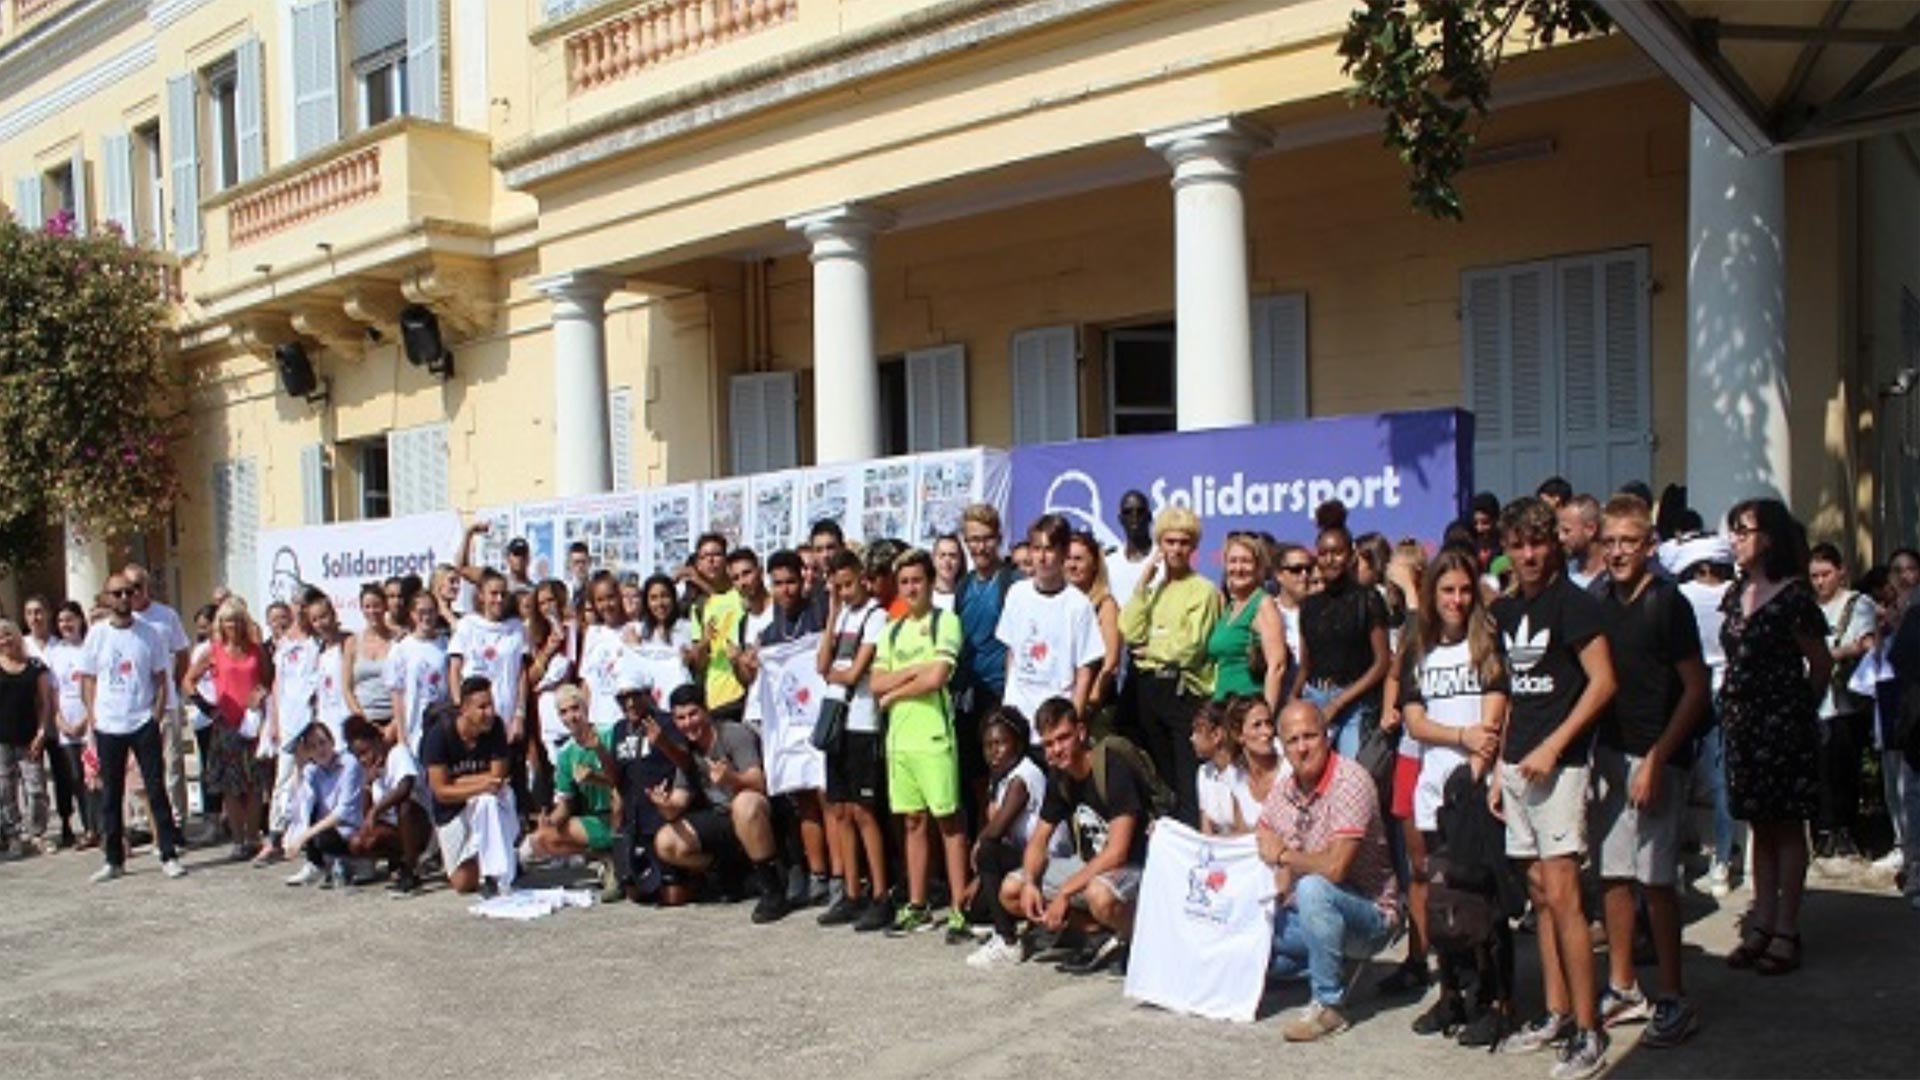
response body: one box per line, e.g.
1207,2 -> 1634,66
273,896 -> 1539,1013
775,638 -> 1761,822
1426,763 -> 1526,952
1090,735 -> 1179,821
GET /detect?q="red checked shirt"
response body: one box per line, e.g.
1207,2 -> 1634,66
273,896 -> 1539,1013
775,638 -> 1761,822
1257,753 -> 1400,922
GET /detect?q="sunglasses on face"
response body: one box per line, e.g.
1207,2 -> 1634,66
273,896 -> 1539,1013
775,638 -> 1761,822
1279,564 -> 1312,575
108,588 -> 134,598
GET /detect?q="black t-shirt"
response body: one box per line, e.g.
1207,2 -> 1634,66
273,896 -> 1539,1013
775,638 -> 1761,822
1597,577 -> 1701,764
1493,576 -> 1606,768
0,659 -> 44,747
1040,752 -> 1149,866
609,717 -> 691,838
419,717 -> 510,825
1301,577 -> 1389,689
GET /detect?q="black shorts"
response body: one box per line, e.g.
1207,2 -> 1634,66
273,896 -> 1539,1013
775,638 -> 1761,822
826,731 -> 882,806
684,804 -> 741,857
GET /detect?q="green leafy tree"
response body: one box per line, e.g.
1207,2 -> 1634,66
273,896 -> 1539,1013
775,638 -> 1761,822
1340,0 -> 1612,220
0,211 -> 182,573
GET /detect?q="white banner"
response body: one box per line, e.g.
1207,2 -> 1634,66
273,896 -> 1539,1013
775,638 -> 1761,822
256,512 -> 462,631
1123,821 -> 1276,1023
755,633 -> 827,795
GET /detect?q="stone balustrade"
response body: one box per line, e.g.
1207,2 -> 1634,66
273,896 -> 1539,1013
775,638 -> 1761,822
228,146 -> 382,248
566,0 -> 798,96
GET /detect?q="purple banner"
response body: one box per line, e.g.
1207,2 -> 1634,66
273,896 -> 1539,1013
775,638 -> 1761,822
1009,409 -> 1473,568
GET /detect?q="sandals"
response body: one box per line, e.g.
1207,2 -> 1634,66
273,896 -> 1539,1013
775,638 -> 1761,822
1754,932 -> 1802,976
1726,925 -> 1773,969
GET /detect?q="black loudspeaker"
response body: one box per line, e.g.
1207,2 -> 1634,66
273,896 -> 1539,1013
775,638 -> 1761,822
399,304 -> 453,377
276,342 -> 318,399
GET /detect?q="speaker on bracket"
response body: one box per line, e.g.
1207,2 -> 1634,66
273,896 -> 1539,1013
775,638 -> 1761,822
399,304 -> 454,378
276,342 -> 325,402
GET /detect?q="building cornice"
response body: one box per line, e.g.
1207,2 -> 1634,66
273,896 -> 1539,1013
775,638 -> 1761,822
0,0 -> 147,101
496,0 -> 1134,189
0,36 -> 154,143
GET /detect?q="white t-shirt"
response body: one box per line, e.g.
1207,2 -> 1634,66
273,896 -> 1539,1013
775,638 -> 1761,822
1196,758 -> 1259,834
383,634 -> 449,755
371,742 -> 432,821
188,640 -> 218,731
76,620 -> 171,736
1278,604 -> 1302,671
42,639 -> 89,745
315,640 -> 353,742
273,633 -> 324,743
995,580 -> 1105,733
534,653 -> 575,750
1818,590 -> 1877,719
736,605 -> 777,730
1106,550 -> 1152,609
1678,580 -> 1729,694
448,614 -> 530,726
991,757 -> 1047,848
827,600 -> 887,734
579,624 -> 630,728
1407,638 -> 1491,832
133,600 -> 191,710
622,622 -> 696,715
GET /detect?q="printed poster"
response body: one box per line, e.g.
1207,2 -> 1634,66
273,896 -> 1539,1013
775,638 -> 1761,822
514,501 -> 565,584
703,478 -> 748,550
749,469 -> 804,555
804,467 -> 860,544
472,505 -> 516,572
560,493 -> 645,578
860,458 -> 913,542
647,484 -> 700,577
912,452 -> 978,545
754,634 -> 827,795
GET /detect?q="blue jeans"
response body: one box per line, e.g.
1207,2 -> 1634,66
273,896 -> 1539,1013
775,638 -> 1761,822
1268,873 -> 1395,1006
1695,721 -> 1744,866
1302,683 -> 1375,761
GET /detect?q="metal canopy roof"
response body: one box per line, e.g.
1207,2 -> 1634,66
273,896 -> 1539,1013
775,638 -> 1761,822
1602,0 -> 1920,151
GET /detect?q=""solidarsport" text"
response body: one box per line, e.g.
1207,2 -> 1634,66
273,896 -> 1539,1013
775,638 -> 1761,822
320,546 -> 440,580
1149,466 -> 1403,520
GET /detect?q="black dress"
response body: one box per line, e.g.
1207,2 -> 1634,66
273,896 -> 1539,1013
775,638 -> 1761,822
1717,578 -> 1826,823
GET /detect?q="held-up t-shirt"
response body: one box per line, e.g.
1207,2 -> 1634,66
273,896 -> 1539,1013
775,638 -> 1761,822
826,601 -> 886,734
273,632 -> 324,740
383,634 -> 449,755
419,717 -> 510,825
1493,576 -> 1606,768
447,614 -> 529,724
996,581 -> 1105,731
76,620 -> 171,736
1598,577 -> 1702,764
1040,753 -> 1149,866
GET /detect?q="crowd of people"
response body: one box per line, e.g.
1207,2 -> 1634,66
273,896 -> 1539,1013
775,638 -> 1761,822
2,477 -> 1917,1080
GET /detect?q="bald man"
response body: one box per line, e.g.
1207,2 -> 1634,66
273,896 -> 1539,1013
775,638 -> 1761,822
1257,701 -> 1399,1042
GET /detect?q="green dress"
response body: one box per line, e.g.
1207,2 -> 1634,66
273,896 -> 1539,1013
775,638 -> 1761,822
1206,594 -> 1262,700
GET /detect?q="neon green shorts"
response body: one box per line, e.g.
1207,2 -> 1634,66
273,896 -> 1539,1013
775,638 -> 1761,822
887,744 -> 960,817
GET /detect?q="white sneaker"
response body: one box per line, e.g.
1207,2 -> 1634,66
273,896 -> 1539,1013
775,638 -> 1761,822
1708,859 -> 1731,899
161,859 -> 188,880
90,863 -> 125,884
966,936 -> 1023,970
284,863 -> 323,887
1872,849 -> 1904,873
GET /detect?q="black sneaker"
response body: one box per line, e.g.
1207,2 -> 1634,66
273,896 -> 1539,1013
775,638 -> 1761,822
1377,959 -> 1432,997
1412,995 -> 1467,1037
817,895 -> 865,927
752,889 -> 792,925
386,870 -> 420,899
1056,935 -> 1123,975
1457,1007 -> 1511,1048
853,898 -> 895,933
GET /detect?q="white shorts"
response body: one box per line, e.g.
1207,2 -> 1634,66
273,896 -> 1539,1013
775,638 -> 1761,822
1500,761 -> 1587,861
1589,745 -> 1684,887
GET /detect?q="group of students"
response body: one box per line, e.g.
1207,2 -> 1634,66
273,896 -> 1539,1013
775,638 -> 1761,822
4,479 -> 1918,1080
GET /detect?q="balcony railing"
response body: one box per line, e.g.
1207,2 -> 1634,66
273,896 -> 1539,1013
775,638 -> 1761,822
565,0 -> 798,96
228,147 -> 382,248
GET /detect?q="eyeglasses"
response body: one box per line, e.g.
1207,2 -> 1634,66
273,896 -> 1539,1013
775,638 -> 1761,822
1279,564 -> 1312,575
107,588 -> 134,598
1730,525 -> 1758,539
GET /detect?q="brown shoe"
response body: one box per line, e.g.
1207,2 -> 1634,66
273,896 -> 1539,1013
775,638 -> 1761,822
1282,1001 -> 1349,1042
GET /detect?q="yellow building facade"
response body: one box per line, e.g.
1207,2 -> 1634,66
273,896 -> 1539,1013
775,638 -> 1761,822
1,0 -> 1914,608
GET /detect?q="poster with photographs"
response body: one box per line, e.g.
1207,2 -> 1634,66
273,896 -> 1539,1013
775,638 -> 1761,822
560,493 -> 645,578
703,478 -> 749,549
911,453 -> 977,546
749,469 -> 804,555
471,505 -> 516,571
861,458 -> 914,542
803,467 -> 861,544
513,501 -> 566,584
647,484 -> 700,577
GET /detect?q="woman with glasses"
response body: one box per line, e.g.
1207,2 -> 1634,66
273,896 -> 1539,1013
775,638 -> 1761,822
1272,543 -> 1314,697
1296,502 -> 1391,759
1719,498 -> 1830,977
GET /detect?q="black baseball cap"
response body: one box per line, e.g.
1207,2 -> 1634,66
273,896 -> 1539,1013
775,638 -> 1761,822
506,537 -> 530,556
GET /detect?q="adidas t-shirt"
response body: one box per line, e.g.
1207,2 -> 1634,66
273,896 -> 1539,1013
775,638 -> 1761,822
1492,575 -> 1604,768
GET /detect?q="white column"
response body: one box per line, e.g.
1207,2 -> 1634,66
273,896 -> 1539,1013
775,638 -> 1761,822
787,204 -> 893,464
1686,105 -> 1789,526
534,271 -> 620,497
1146,117 -> 1267,431
64,515 -> 111,606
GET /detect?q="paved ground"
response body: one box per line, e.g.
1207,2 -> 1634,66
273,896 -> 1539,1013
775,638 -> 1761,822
1,843 -> 1913,1080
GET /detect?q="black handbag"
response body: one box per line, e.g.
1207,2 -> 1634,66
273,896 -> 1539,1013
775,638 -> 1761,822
809,696 -> 849,753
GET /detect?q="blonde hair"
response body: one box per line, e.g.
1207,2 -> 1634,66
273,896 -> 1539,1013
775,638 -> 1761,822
961,503 -> 1002,533
555,683 -> 586,709
214,597 -> 259,649
1153,505 -> 1202,544
1066,533 -> 1113,608
1222,533 -> 1271,585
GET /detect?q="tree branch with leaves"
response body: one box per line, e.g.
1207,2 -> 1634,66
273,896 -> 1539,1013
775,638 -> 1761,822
1340,0 -> 1612,220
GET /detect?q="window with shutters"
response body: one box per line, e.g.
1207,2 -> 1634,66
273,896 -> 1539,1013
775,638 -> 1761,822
1252,293 -> 1309,423
204,58 -> 241,192
1011,325 -> 1079,445
609,385 -> 635,491
300,443 -> 334,525
353,437 -> 391,519
40,162 -> 73,219
133,122 -> 163,247
387,423 -> 449,517
1105,324 -> 1176,436
729,371 -> 799,475
1461,248 -> 1651,502
213,459 -> 260,600
906,344 -> 967,451
351,0 -> 409,129
877,358 -> 908,456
